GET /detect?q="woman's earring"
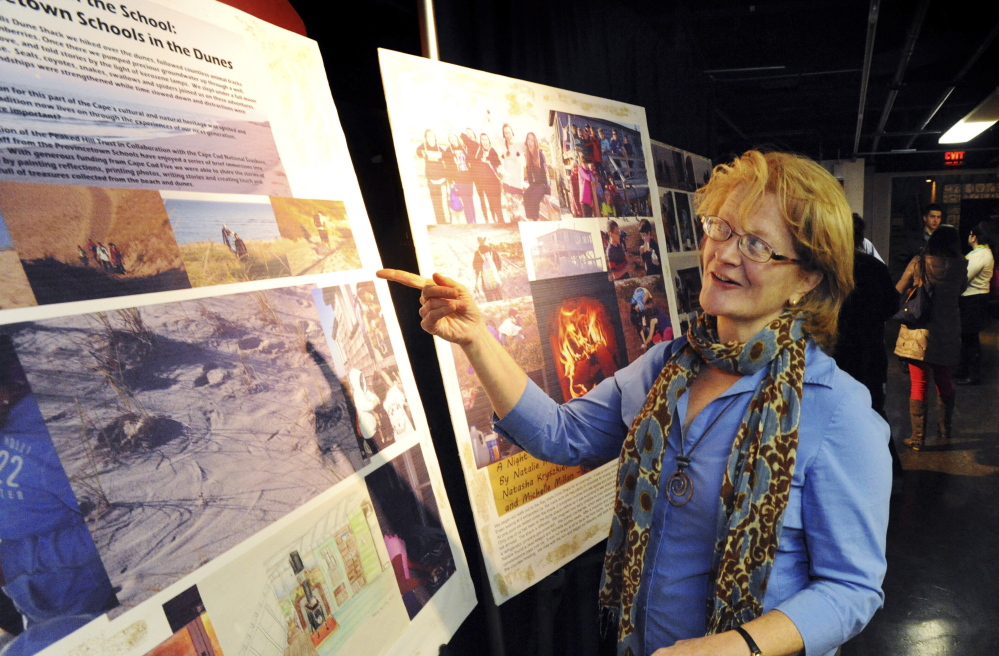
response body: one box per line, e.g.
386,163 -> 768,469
788,294 -> 802,307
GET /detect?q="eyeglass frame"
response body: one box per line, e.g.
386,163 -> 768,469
697,214 -> 802,264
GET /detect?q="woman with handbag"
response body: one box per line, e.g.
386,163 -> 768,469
894,225 -> 967,450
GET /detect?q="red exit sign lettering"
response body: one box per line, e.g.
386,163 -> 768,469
944,151 -> 965,166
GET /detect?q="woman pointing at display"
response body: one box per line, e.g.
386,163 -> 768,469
379,150 -> 890,656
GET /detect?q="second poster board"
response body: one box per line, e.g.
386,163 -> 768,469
379,49 -> 684,603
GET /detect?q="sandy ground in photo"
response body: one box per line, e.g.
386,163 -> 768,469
9,285 -> 366,613
0,183 -> 186,278
0,250 -> 37,309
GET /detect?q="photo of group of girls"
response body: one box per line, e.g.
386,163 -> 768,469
415,121 -> 555,224
550,112 -> 652,220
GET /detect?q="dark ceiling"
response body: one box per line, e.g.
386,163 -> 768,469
684,0 -> 999,170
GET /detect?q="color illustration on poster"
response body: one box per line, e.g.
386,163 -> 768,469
380,49 -> 682,602
0,3 -> 474,655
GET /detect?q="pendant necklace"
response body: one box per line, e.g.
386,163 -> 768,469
667,396 -> 739,507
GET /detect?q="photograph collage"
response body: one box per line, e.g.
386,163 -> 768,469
0,267 -> 465,655
415,111 -> 672,479
380,49 -> 687,592
651,140 -> 713,333
0,182 -> 361,311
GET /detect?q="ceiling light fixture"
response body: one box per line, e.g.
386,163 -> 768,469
939,88 -> 999,144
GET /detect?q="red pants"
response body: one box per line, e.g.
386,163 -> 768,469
908,361 -> 954,402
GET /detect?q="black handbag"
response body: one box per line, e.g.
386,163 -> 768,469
893,256 -> 933,327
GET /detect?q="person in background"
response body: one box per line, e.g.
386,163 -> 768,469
523,132 -> 548,221
638,219 -> 663,276
835,213 -> 901,474
379,150 -> 890,656
499,124 -> 525,222
444,133 -> 476,224
605,219 -> 630,280
416,129 -> 448,224
894,225 -> 967,451
897,204 -> 942,269
955,222 -> 994,385
852,213 -> 885,263
473,133 -> 503,223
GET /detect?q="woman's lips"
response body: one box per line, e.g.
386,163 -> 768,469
710,271 -> 742,287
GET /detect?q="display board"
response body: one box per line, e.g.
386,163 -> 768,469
379,49 -> 682,603
650,140 -> 711,336
0,3 -> 474,655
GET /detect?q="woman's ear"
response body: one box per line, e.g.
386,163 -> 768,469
793,269 -> 824,304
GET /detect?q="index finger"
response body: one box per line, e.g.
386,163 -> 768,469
376,268 -> 432,289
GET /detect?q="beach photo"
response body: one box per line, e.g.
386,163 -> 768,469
163,191 -> 295,287
0,210 -> 37,310
0,182 -> 191,305
614,276 -> 673,363
271,197 -> 362,274
427,224 -> 529,304
6,285 -> 370,612
313,283 -> 417,456
364,444 -> 458,620
521,219 -> 604,281
550,112 -> 652,219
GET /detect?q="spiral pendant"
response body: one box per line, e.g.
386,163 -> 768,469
666,469 -> 693,506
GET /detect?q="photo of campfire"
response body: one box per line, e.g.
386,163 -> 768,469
530,273 -> 627,403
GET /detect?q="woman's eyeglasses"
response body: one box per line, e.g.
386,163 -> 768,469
698,215 -> 801,264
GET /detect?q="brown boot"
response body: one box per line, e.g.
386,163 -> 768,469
905,399 -> 926,451
937,396 -> 955,443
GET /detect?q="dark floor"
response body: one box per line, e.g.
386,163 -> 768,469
841,316 -> 999,655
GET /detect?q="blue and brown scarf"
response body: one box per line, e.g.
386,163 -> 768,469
598,310 -> 807,655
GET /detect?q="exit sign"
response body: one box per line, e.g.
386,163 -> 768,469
944,151 -> 966,166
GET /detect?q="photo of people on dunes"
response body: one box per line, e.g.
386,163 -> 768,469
0,182 -> 192,305
164,192 -> 291,287
0,211 -> 37,310
3,285 -> 371,613
270,197 -> 361,274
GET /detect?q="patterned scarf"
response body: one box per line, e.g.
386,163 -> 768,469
598,310 -> 807,655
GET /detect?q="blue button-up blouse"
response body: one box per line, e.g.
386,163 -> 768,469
494,337 -> 891,656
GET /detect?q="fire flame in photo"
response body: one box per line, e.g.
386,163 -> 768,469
550,297 -> 619,400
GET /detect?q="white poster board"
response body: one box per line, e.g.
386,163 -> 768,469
379,49 -> 679,603
0,2 -> 475,654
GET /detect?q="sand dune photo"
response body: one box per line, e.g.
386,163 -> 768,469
0,182 -> 191,305
271,197 -> 362,275
5,285 -> 369,613
0,213 -> 37,309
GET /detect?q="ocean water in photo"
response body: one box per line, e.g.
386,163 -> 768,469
166,199 -> 280,244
